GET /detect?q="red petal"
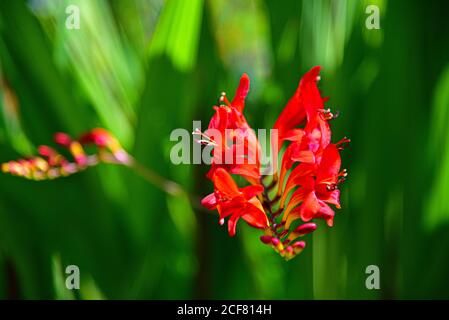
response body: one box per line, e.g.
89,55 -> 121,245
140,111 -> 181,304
299,192 -> 321,221
316,144 -> 341,183
320,189 -> 341,208
201,193 -> 218,210
229,165 -> 261,181
291,150 -> 315,163
240,184 -> 264,200
241,204 -> 269,229
283,128 -> 305,142
316,201 -> 335,226
227,213 -> 240,236
232,73 -> 250,112
208,106 -> 228,133
273,66 -> 323,149
212,168 -> 241,198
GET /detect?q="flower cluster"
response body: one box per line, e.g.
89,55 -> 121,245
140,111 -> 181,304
199,66 -> 349,260
2,128 -> 130,180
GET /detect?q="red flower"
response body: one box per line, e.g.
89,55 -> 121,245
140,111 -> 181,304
274,66 -> 332,190
201,168 -> 268,236
282,144 -> 344,228
273,66 -> 324,150
197,74 -> 261,184
200,67 -> 349,260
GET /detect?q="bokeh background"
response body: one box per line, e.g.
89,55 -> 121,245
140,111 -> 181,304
1,0 -> 449,299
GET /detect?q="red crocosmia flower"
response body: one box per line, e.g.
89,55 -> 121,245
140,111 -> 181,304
196,74 -> 262,184
282,144 -> 345,228
273,66 -> 323,150
273,66 -> 333,192
199,67 -> 349,260
201,168 -> 268,236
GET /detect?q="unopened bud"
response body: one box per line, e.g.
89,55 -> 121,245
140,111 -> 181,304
260,235 -> 272,244
294,223 -> 317,236
54,132 -> 72,147
292,241 -> 306,249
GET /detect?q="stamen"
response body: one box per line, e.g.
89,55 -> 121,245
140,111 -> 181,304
336,137 -> 351,150
192,128 -> 218,146
339,169 -> 348,177
219,92 -> 231,107
318,108 -> 340,121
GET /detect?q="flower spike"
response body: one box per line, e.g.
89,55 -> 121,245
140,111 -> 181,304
2,128 -> 131,180
200,67 -> 349,260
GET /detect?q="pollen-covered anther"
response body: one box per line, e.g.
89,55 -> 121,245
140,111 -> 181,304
219,92 -> 231,107
319,108 -> 339,121
337,169 -> 348,185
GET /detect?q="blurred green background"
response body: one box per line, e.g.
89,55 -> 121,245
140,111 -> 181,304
1,0 -> 449,299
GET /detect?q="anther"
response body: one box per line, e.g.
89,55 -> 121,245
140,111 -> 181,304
219,92 -> 231,107
319,108 -> 340,121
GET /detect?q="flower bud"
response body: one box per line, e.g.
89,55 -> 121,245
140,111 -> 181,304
54,132 -> 72,147
294,223 -> 317,236
260,235 -> 272,244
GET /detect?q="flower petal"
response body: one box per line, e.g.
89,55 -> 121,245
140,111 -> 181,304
212,168 -> 241,197
227,213 -> 240,236
299,191 -> 321,222
273,66 -> 323,149
201,193 -> 218,210
240,184 -> 264,200
232,73 -> 250,112
241,203 -> 269,229
316,144 -> 341,183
